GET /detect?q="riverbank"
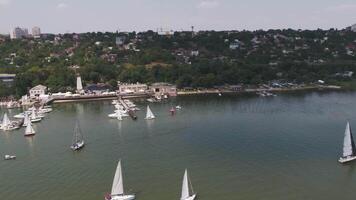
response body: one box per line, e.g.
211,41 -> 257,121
177,85 -> 342,95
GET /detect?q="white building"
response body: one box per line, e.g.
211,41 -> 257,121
29,85 -> 47,97
10,27 -> 29,39
118,82 -> 147,94
76,76 -> 84,94
32,27 -> 41,38
351,24 -> 356,32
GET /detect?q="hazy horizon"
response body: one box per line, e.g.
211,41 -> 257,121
1,0 -> 356,34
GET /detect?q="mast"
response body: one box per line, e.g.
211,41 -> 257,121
111,160 -> 124,196
181,169 -> 190,200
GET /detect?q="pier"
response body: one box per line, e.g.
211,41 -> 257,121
118,99 -> 138,120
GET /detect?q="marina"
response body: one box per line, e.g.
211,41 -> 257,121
1,91 -> 356,199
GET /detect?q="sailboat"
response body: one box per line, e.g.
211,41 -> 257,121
1,113 -> 18,131
30,109 -> 41,123
23,113 -> 30,127
145,105 -> 155,120
70,122 -> 85,151
105,161 -> 135,200
339,122 -> 356,163
24,121 -> 35,137
1,113 -> 11,130
117,112 -> 123,121
180,169 -> 196,200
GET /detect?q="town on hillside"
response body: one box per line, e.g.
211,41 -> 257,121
1,25 -> 356,99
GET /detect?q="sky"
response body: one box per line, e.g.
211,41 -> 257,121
0,0 -> 356,34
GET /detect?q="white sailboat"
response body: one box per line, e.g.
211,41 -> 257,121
117,112 -> 123,121
70,122 -> 85,151
23,113 -> 30,127
105,161 -> 135,200
1,113 -> 11,130
145,105 -> 155,120
30,109 -> 41,123
339,122 -> 356,163
24,121 -> 35,137
1,113 -> 18,131
180,169 -> 196,200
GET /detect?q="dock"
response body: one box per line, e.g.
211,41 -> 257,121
118,99 -> 138,120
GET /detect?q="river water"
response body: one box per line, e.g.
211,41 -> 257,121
1,91 -> 356,200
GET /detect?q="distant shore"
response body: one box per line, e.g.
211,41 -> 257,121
177,85 -> 342,95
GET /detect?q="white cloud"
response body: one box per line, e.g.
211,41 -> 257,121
57,3 -> 68,9
198,1 -> 219,9
0,0 -> 11,6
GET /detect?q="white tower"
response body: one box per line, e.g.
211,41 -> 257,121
76,76 -> 84,94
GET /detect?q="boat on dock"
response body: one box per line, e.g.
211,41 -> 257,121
1,113 -> 21,131
180,169 -> 197,200
339,122 -> 356,163
70,122 -> 85,151
105,160 -> 135,200
145,105 -> 155,120
23,113 -> 30,127
30,109 -> 42,123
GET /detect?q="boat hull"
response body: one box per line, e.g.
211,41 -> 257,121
24,133 -> 35,137
71,141 -> 85,151
182,194 -> 197,200
106,194 -> 135,200
339,156 -> 356,163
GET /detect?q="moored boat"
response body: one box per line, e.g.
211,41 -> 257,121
24,121 -> 35,137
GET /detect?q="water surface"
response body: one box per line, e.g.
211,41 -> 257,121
1,91 -> 356,200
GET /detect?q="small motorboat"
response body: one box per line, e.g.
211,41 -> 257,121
176,105 -> 182,110
4,155 -> 16,160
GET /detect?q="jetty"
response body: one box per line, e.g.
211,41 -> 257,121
118,99 -> 138,120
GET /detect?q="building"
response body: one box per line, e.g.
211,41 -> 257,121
32,27 -> 41,38
0,74 -> 16,86
118,82 -> 147,94
29,85 -> 47,97
149,82 -> 177,97
85,84 -> 111,94
116,36 -> 125,46
351,24 -> 356,32
10,27 -> 29,39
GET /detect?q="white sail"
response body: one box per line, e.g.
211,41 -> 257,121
117,112 -> 123,121
181,169 -> 190,200
343,122 -> 356,157
2,113 -> 11,128
111,160 -> 124,196
23,113 -> 30,126
31,109 -> 37,119
25,122 -> 35,135
145,106 -> 155,119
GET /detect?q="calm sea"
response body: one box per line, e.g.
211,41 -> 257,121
1,91 -> 356,200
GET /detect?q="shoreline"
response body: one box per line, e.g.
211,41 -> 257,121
177,85 -> 343,96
